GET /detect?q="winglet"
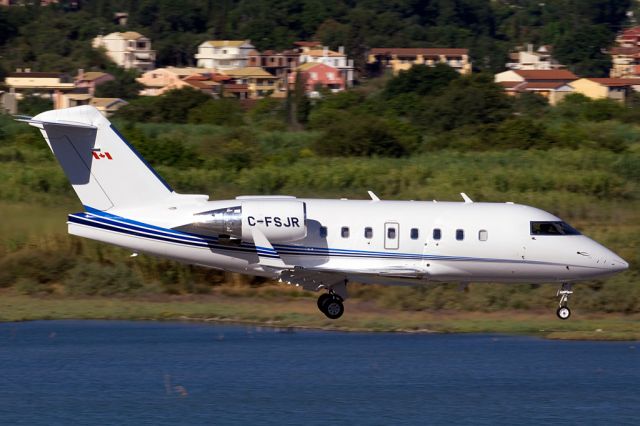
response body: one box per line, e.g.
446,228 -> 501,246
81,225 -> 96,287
460,193 -> 473,203
368,191 -> 380,201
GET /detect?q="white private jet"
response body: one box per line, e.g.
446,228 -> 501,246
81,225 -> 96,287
19,106 -> 629,320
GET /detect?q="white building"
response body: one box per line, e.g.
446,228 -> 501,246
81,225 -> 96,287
195,40 -> 255,70
298,46 -> 354,87
92,31 -> 156,72
506,45 -> 564,71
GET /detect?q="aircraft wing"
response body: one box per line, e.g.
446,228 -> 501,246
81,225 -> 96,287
278,266 -> 425,291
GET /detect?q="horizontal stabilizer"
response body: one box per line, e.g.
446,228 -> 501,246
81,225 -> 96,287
15,116 -> 98,130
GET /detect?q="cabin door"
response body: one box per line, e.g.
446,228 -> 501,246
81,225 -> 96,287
384,222 -> 399,250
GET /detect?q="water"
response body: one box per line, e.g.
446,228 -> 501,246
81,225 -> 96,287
0,321 -> 637,425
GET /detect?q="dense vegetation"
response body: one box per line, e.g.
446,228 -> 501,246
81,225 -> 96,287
0,0 -> 633,79
1,1 -> 639,315
1,68 -> 639,313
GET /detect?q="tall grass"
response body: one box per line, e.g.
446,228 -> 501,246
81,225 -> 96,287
0,119 -> 638,312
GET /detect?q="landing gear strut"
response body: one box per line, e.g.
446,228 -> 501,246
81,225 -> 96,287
556,282 -> 573,320
317,290 -> 344,320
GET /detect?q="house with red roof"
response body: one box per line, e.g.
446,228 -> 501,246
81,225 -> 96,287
288,63 -> 345,95
494,69 -> 578,105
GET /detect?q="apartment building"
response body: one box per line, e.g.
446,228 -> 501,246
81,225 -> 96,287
92,32 -> 156,72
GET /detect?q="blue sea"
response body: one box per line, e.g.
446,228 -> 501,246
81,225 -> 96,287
0,321 -> 637,425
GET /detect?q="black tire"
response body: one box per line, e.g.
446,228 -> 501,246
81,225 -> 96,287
556,306 -> 571,320
323,298 -> 344,320
317,293 -> 332,312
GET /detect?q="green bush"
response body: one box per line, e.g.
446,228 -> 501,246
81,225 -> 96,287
64,262 -> 143,296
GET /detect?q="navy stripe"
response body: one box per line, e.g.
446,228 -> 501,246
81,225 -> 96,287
71,210 -> 580,267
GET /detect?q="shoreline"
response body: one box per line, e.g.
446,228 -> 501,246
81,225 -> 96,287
1,293 -> 638,341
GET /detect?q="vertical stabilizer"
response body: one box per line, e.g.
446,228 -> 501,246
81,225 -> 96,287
28,106 -> 173,211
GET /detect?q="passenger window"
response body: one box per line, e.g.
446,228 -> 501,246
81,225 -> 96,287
341,227 -> 350,238
387,227 -> 396,239
456,229 -> 464,241
410,228 -> 419,240
364,227 -> 373,239
433,228 -> 441,240
319,226 -> 327,238
479,230 -> 488,241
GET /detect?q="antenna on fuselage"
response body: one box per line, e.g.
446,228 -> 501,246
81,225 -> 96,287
460,193 -> 473,203
368,191 -> 380,201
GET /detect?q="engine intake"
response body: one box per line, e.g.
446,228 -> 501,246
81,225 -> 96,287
193,200 -> 307,243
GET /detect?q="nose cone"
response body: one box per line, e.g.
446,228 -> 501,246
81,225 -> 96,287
609,257 -> 629,272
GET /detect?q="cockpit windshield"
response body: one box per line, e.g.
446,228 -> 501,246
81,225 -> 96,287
530,221 -> 581,236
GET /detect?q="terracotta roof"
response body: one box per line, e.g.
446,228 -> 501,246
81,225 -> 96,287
619,27 -> 640,37
304,49 -> 344,57
185,80 -> 220,90
609,46 -> 640,55
584,78 -> 640,86
294,41 -> 322,47
117,31 -> 144,40
520,81 -> 570,90
513,69 -> 577,80
369,48 -> 469,56
77,71 -> 110,81
7,72 -> 65,78
296,62 -> 338,72
204,40 -> 251,48
498,81 -> 524,89
224,67 -> 274,77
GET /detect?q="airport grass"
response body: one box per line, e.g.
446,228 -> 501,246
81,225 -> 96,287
0,291 -> 638,341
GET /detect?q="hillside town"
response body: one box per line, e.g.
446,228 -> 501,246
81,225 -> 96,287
4,24 -> 640,116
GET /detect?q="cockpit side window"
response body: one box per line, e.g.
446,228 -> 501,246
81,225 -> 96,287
530,221 -> 581,236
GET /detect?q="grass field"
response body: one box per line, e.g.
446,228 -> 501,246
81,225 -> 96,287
0,291 -> 638,340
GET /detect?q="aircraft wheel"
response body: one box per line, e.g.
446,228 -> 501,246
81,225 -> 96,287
556,306 -> 571,320
317,293 -> 331,312
323,298 -> 344,320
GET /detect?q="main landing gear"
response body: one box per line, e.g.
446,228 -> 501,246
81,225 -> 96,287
317,291 -> 345,320
556,282 -> 573,320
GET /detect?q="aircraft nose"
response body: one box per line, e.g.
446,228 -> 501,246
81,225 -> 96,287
609,258 -> 629,272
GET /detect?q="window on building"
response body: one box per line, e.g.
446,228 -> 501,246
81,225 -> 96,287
433,229 -> 442,240
311,72 -> 317,79
319,226 -> 327,238
327,72 -> 334,79
364,227 -> 373,239
479,230 -> 488,241
410,228 -> 419,240
341,227 -> 350,238
456,229 -> 464,241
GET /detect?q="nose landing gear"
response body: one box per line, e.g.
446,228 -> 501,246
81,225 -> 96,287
556,282 -> 573,320
317,291 -> 344,320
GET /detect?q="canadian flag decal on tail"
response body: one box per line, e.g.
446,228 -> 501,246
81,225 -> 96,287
92,151 -> 113,160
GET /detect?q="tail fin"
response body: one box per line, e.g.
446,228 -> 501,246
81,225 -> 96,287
25,105 -> 173,211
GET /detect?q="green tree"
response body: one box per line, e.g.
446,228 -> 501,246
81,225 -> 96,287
94,70 -> 143,100
18,93 -> 53,115
188,99 -> 245,126
385,64 -> 460,99
114,88 -> 211,123
552,24 -> 613,77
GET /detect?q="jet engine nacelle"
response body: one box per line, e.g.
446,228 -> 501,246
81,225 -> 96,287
193,200 -> 307,243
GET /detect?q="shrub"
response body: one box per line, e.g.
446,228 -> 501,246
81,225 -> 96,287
64,262 -> 143,296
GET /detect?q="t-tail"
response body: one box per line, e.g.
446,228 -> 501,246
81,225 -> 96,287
20,105 -> 176,211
